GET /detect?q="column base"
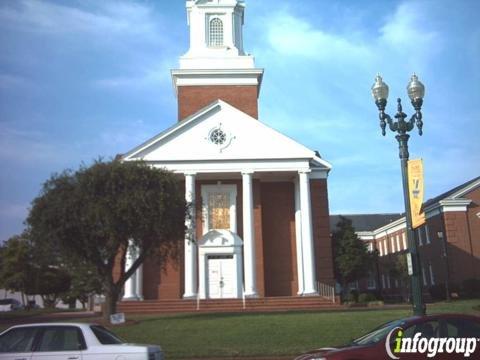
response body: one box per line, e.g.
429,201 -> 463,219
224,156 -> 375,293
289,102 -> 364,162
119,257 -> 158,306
302,291 -> 319,297
183,293 -> 198,299
243,292 -> 258,298
122,296 -> 141,301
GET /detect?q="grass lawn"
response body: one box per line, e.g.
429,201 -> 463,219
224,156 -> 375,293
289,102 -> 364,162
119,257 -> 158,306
108,300 -> 480,359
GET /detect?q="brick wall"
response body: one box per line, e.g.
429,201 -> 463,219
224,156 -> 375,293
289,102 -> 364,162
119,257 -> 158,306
311,179 -> 335,285
178,85 -> 259,121
261,182 -> 297,296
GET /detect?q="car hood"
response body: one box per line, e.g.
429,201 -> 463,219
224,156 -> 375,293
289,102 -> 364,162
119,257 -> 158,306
296,344 -> 367,359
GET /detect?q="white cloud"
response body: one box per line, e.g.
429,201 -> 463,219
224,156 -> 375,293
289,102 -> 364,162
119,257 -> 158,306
0,0 -> 161,40
264,11 -> 372,64
93,62 -> 173,91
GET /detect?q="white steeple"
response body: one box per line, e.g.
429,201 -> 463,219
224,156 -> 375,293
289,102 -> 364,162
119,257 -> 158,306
180,0 -> 255,69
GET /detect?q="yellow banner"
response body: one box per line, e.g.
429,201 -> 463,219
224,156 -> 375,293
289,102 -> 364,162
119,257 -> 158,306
408,159 -> 426,229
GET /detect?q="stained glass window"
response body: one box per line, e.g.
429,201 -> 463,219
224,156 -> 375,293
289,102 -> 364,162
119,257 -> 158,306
208,192 -> 230,229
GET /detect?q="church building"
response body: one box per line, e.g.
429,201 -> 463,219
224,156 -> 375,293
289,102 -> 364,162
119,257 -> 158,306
120,0 -> 335,305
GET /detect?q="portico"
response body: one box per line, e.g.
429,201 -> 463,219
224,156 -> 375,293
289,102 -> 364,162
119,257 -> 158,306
179,167 -> 325,299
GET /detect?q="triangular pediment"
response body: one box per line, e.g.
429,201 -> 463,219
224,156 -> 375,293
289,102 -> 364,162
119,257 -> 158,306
123,100 -> 330,170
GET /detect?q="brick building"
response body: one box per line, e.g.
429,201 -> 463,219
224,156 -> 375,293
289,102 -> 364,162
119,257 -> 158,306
118,0 -> 335,304
332,176 -> 480,300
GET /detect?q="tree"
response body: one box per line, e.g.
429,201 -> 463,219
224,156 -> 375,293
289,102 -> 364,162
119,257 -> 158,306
332,216 -> 373,297
0,234 -> 32,305
0,233 -> 71,308
60,262 -> 103,309
27,160 -> 186,320
390,253 -> 410,302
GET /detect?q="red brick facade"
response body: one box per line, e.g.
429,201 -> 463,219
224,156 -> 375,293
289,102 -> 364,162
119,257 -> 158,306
178,85 -> 259,121
350,179 -> 480,301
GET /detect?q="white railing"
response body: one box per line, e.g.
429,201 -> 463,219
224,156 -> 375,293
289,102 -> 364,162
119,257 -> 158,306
196,286 -> 201,311
242,285 -> 246,310
318,281 -> 336,303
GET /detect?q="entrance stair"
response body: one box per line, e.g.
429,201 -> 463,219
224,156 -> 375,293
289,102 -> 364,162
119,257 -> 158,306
118,295 -> 341,314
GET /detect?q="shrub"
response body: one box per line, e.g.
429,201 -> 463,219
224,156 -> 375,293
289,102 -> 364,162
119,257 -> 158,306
358,293 -> 377,303
345,289 -> 359,303
429,284 -> 447,301
462,279 -> 480,298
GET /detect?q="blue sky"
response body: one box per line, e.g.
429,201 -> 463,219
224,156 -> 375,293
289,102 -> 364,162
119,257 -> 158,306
0,0 -> 479,242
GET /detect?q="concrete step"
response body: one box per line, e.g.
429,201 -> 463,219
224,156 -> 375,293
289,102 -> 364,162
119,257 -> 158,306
117,295 -> 340,314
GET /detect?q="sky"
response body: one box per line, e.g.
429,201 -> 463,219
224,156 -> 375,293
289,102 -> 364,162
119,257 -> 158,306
0,0 -> 479,242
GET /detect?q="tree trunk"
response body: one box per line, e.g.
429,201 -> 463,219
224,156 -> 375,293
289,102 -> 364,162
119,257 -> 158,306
103,281 -> 120,322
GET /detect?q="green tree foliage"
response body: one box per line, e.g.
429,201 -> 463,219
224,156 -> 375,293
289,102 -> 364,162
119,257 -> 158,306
27,160 -> 186,319
0,233 -> 72,307
60,262 -> 102,309
332,216 -> 373,296
0,234 -> 32,300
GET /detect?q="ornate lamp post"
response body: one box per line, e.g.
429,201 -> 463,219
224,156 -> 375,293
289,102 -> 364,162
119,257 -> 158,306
371,73 -> 426,316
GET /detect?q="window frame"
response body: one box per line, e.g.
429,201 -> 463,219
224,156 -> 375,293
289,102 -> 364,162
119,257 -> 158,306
0,326 -> 42,353
208,16 -> 224,47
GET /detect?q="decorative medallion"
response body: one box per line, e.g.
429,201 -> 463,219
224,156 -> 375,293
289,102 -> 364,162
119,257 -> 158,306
206,123 -> 235,152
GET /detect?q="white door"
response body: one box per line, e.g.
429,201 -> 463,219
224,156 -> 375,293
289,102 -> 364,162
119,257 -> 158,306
207,255 -> 236,299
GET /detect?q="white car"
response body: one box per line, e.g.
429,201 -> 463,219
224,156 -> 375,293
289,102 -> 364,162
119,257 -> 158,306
0,322 -> 163,360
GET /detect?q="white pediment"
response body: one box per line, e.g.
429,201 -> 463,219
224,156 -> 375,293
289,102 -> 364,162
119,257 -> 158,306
123,100 -> 330,170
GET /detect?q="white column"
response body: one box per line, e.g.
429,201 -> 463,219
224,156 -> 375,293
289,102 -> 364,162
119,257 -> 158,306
242,171 -> 257,297
294,179 -> 305,295
299,170 -> 318,295
123,240 -> 137,300
135,264 -> 143,300
183,173 -> 197,298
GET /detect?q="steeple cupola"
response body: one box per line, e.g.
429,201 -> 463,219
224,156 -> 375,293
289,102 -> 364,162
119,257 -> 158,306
172,0 -> 263,121
181,0 -> 252,69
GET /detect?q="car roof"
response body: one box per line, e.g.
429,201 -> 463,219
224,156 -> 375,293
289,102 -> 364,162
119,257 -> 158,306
401,313 -> 480,324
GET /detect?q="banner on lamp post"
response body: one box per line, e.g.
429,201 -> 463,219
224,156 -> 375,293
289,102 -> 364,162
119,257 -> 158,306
408,159 -> 426,229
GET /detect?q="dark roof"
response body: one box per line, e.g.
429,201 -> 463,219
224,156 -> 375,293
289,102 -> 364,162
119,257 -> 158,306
329,213 -> 403,232
423,176 -> 480,209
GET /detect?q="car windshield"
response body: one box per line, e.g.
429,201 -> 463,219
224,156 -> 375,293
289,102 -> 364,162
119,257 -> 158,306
352,319 -> 406,346
90,325 -> 124,345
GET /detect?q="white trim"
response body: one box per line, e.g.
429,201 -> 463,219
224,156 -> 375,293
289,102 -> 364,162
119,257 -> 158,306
171,68 -> 263,94
390,237 -> 395,253
429,263 -> 435,286
299,171 -> 317,295
198,230 -> 243,299
402,232 -> 407,250
425,224 -> 431,244
242,171 -> 257,297
294,179 -> 304,295
184,173 -> 198,298
396,235 -> 401,253
450,178 -> 480,199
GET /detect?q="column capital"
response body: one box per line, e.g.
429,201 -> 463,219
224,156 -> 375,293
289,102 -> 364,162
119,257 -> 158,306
184,171 -> 197,177
241,170 -> 255,176
298,169 -> 312,175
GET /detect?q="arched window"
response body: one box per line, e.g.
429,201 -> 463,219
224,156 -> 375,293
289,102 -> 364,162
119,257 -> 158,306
209,18 -> 223,47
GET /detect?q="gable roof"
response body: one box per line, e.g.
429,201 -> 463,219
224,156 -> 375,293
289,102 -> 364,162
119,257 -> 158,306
122,99 -> 332,170
423,176 -> 480,209
330,214 -> 403,233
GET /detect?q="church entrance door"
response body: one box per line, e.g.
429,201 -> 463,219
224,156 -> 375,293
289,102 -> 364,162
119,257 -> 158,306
207,255 -> 235,299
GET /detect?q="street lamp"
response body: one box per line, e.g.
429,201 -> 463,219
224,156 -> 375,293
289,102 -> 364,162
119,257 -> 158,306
371,73 -> 426,316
